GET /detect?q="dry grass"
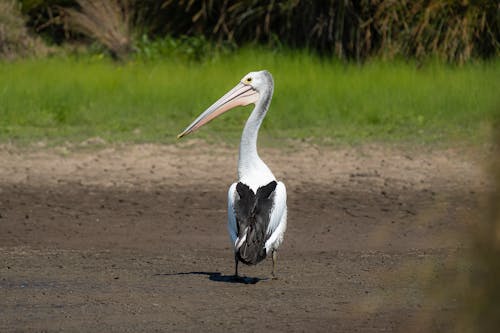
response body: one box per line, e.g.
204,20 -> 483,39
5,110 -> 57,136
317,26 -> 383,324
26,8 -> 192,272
0,0 -> 48,60
375,0 -> 500,64
158,0 -> 499,63
19,0 -> 498,63
61,0 -> 132,60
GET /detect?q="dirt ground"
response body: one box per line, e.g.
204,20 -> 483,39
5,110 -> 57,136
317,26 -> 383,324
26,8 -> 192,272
0,142 -> 489,332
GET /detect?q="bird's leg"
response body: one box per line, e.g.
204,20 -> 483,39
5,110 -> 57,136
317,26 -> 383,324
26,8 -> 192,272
271,250 -> 278,279
234,254 -> 239,277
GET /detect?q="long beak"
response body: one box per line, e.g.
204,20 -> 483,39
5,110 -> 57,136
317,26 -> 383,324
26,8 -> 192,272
177,82 -> 259,139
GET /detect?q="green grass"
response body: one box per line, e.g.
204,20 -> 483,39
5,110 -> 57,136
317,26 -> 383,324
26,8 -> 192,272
0,49 -> 498,146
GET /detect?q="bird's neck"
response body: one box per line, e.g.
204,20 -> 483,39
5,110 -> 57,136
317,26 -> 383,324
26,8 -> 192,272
237,87 -> 274,183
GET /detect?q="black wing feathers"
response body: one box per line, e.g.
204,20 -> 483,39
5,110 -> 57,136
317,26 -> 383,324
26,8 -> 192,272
256,181 -> 277,200
234,181 -> 277,265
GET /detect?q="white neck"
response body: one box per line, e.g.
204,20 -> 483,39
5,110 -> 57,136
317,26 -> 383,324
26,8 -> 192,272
237,85 -> 275,187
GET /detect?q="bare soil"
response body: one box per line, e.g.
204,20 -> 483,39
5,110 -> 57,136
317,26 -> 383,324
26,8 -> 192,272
0,142 -> 489,332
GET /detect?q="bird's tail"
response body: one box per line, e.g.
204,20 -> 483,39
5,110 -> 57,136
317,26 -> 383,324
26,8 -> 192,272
236,224 -> 267,265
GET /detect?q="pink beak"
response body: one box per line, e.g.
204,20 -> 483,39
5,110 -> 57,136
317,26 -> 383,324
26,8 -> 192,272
177,82 -> 259,139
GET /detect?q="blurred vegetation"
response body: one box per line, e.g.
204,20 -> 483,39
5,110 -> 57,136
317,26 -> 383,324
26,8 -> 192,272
457,122 -> 500,333
436,122 -> 500,333
134,34 -> 231,62
12,0 -> 500,63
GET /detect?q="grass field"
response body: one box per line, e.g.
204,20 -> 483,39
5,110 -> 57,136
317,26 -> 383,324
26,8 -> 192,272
0,49 -> 498,146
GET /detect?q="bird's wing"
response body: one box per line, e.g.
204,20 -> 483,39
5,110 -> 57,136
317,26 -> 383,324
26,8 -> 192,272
227,182 -> 238,247
264,181 -> 287,250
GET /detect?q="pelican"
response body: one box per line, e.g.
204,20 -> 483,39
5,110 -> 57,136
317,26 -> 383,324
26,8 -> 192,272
177,70 -> 287,279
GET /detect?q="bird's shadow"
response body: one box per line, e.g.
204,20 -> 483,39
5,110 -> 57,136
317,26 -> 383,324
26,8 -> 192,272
154,271 -> 267,285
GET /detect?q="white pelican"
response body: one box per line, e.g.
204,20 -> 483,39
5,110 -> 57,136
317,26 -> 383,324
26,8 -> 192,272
177,70 -> 287,279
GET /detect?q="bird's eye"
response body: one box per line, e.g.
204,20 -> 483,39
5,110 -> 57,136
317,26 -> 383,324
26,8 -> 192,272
245,77 -> 252,83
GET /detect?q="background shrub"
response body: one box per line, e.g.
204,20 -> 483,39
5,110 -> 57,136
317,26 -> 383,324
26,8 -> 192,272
16,0 -> 500,63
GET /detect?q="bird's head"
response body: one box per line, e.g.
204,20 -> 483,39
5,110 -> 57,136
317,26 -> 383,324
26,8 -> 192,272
177,70 -> 273,139
240,70 -> 274,94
